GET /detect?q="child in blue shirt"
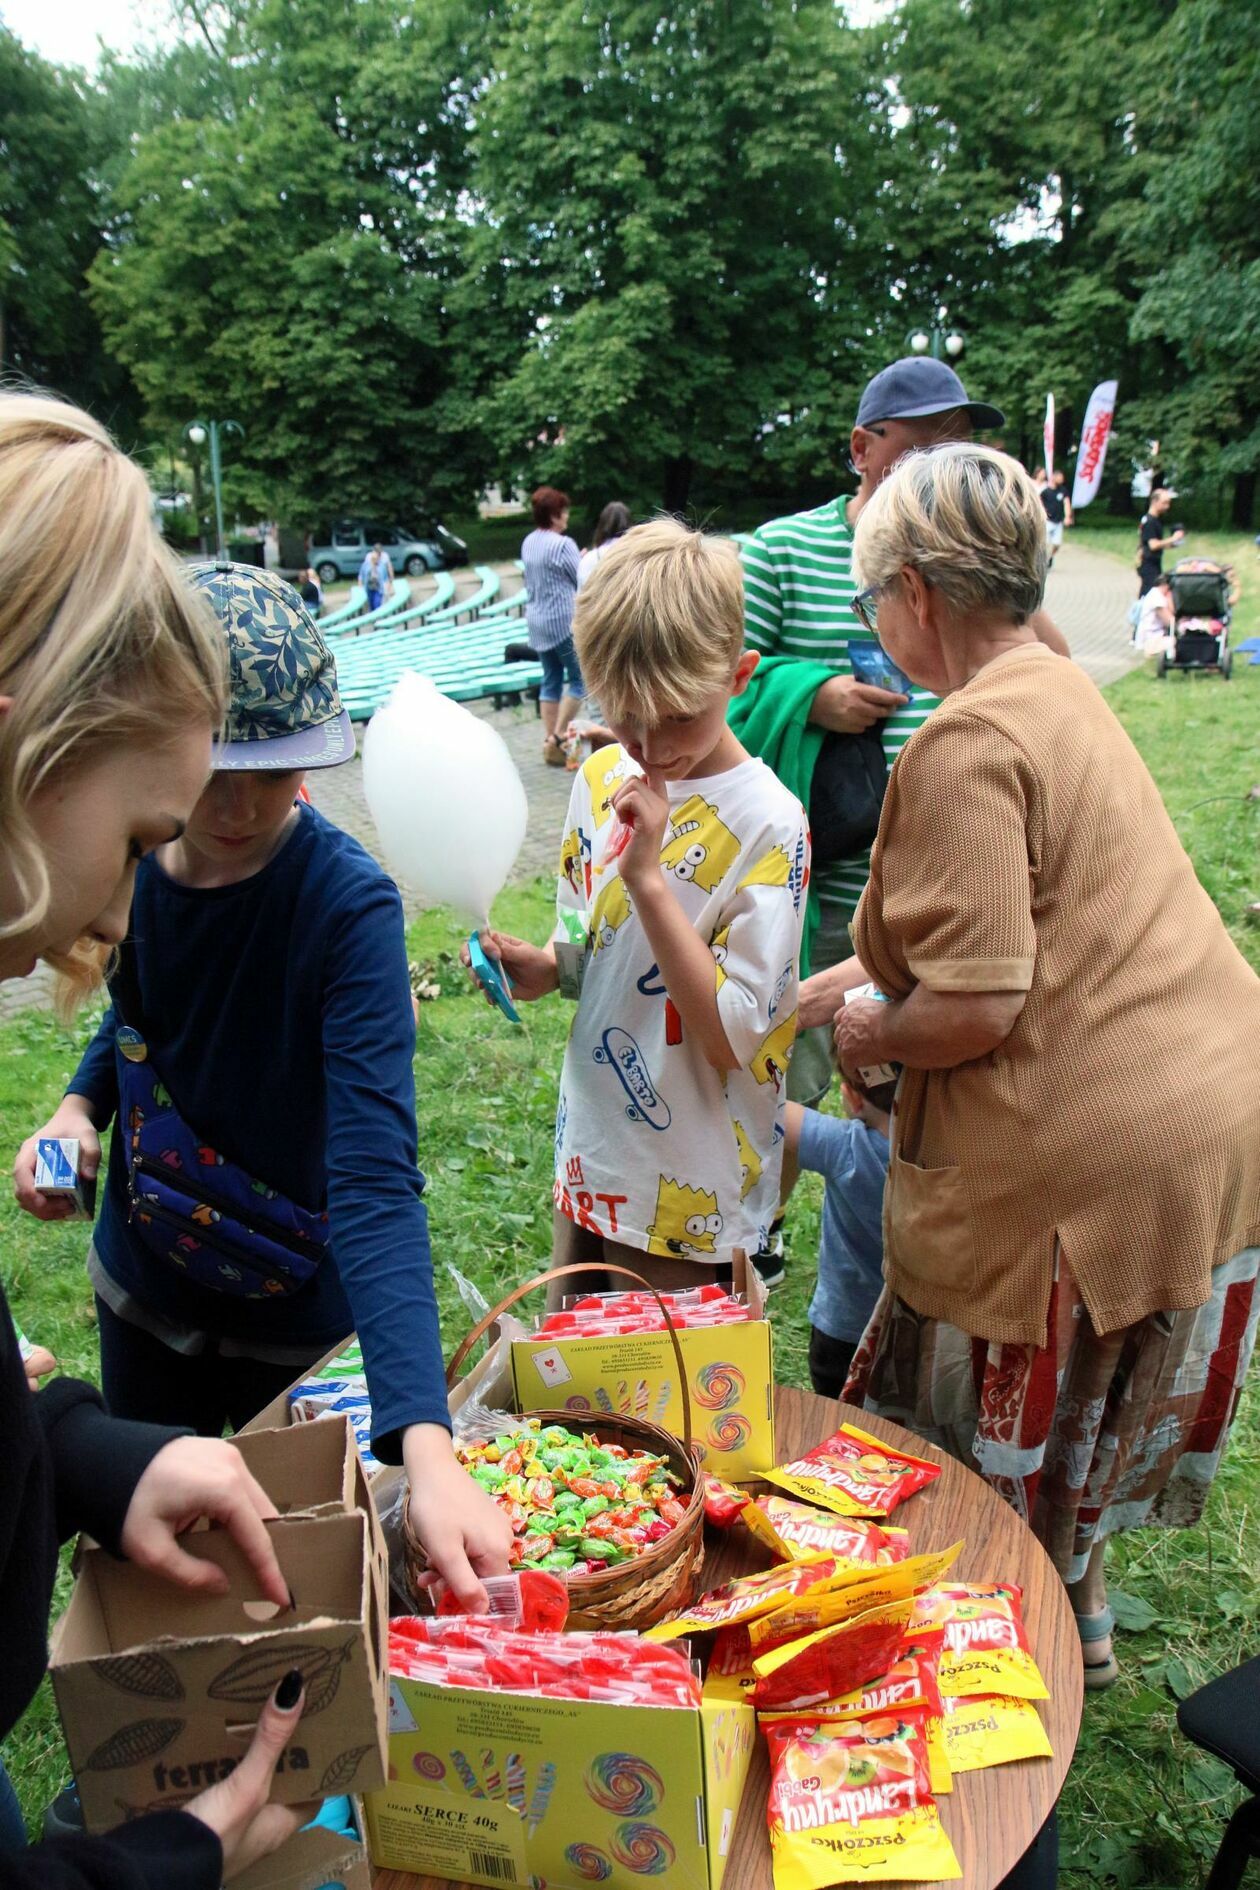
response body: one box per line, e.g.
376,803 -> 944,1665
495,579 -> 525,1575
785,1071 -> 893,1398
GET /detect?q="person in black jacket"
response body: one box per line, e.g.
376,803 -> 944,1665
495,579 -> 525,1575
0,391 -> 317,1885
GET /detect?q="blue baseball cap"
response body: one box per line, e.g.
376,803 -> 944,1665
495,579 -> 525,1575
856,357 -> 1004,431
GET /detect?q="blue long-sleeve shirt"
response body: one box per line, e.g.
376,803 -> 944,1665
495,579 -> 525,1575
70,802 -> 449,1459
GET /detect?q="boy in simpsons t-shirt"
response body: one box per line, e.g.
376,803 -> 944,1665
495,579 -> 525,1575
466,519 -> 810,1286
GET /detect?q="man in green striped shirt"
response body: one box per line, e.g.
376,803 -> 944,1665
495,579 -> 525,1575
739,356 -> 1069,1111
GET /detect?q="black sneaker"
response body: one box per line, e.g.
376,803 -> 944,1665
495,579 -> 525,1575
43,1783 -> 83,1841
750,1219 -> 786,1291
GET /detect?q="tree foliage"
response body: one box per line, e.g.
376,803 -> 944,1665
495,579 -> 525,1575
1,0 -> 1254,525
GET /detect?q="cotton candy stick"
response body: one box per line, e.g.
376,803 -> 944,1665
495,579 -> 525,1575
506,1751 -> 527,1813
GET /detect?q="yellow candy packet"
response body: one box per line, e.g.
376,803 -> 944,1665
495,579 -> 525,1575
644,1550 -> 841,1641
925,1712 -> 953,1793
764,1422 -> 941,1518
747,1541 -> 963,1655
744,1495 -> 911,1567
926,1582 -> 1051,1702
764,1716 -> 961,1888
942,1693 -> 1053,1771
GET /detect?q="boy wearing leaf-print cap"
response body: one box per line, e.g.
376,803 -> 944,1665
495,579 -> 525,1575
18,563 -> 513,1611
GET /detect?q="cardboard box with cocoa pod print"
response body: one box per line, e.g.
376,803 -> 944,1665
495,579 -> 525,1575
50,1418 -> 388,1833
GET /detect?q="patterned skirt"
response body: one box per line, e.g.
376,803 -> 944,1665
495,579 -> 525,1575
844,1247 -> 1260,1585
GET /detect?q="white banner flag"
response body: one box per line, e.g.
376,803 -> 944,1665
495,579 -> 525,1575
1043,394 -> 1055,476
1071,380 -> 1118,509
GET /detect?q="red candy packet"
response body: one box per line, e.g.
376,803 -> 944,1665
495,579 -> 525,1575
918,1582 -> 1050,1701
764,1422 -> 941,1519
433,1569 -> 569,1632
745,1494 -> 909,1566
750,1597 -> 915,1710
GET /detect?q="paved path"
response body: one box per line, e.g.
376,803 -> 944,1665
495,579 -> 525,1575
0,540 -> 1139,1017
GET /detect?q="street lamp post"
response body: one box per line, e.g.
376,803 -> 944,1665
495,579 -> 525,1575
906,325 -> 965,362
183,419 -> 243,560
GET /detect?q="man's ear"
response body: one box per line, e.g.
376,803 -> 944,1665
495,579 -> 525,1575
849,426 -> 869,475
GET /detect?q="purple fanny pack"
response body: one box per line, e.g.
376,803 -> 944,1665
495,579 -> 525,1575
117,1047 -> 329,1300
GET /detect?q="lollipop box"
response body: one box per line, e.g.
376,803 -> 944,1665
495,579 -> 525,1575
364,1676 -> 755,1890
49,1415 -> 388,1835
508,1252 -> 775,1481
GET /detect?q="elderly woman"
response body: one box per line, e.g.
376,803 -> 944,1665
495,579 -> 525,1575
833,443 -> 1260,1688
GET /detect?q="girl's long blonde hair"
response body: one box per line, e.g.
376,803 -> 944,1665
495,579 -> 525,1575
0,391 -> 226,1002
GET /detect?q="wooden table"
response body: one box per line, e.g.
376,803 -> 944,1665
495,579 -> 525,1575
374,1386 -> 1083,1890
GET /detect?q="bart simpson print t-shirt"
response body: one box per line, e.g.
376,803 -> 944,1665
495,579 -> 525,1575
553,745 -> 810,1263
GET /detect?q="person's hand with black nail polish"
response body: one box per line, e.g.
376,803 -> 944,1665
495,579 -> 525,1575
184,1670 -> 315,1878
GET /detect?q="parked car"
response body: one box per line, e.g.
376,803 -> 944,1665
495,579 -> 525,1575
309,518 -> 467,583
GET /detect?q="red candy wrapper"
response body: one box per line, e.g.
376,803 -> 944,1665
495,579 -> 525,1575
433,1570 -> 569,1632
764,1423 -> 940,1518
745,1495 -> 910,1566
703,1475 -> 751,1528
389,1618 -> 702,1709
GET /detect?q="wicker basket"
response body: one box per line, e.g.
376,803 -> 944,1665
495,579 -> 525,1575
403,1262 -> 706,1631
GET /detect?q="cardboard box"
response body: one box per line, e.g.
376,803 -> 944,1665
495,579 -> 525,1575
234,1798 -> 371,1890
509,1253 -> 774,1480
365,1674 -> 755,1890
34,1134 -> 95,1218
51,1420 -> 389,1833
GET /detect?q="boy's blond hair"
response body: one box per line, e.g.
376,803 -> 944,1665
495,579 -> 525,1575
573,517 -> 744,725
0,390 -> 226,1005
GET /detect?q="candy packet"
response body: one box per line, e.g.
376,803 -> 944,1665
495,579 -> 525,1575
764,1715 -> 960,1888
744,1494 -> 910,1566
928,1583 -> 1050,1701
764,1423 -> 940,1518
389,1619 -> 702,1708
758,1629 -> 947,1724
941,1693 -> 1053,1771
703,1474 -> 751,1528
847,637 -> 916,698
746,1542 -> 963,1655
644,1552 -> 843,1641
750,1598 -> 915,1711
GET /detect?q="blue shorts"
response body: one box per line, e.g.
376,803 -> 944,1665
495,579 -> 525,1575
538,637 -> 585,702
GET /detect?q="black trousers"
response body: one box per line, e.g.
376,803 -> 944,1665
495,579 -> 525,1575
808,1325 -> 858,1400
95,1295 -> 321,1435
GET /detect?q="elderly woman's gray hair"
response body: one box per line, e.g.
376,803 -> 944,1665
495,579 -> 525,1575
853,442 -> 1048,625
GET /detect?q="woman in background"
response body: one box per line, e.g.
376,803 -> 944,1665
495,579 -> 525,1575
522,486 -> 583,764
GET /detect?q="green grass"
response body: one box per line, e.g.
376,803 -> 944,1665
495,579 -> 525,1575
1,668 -> 1257,1876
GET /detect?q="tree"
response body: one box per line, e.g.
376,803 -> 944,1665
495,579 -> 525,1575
90,0 -> 498,523
465,0 -> 890,515
1120,0 -> 1260,526
0,29 -> 136,426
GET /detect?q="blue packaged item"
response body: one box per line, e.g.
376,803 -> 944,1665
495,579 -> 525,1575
847,638 -> 915,697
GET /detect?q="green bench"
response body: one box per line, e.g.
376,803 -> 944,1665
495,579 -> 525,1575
326,570 -> 455,641
333,611 -> 542,720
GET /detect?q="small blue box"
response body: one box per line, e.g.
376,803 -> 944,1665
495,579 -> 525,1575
34,1137 -> 95,1219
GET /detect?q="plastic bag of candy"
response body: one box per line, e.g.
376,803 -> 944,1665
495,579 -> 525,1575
764,1714 -> 960,1887
758,1628 -> 947,1724
750,1598 -> 915,1711
644,1553 -> 844,1641
941,1692 -> 1053,1770
431,1569 -> 569,1632
918,1583 -> 1049,1701
764,1423 -> 940,1519
745,1494 -> 910,1566
746,1543 -> 962,1656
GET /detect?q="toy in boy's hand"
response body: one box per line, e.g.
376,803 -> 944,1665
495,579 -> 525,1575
363,669 -> 528,932
467,932 -> 521,1024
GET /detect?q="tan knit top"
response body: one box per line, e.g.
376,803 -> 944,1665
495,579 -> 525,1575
853,643 -> 1260,1346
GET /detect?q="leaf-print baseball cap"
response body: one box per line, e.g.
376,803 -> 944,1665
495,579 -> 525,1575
188,561 -> 355,770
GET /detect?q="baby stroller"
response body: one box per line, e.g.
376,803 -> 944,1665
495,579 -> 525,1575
1159,561 -> 1233,679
